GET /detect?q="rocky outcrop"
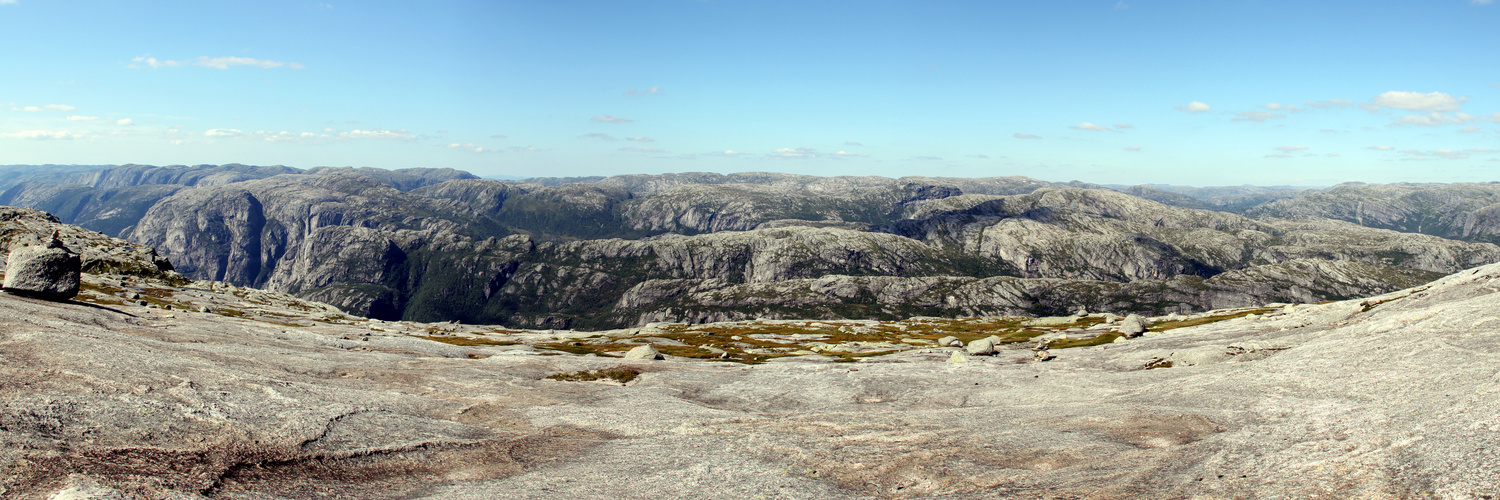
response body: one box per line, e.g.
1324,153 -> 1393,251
2,233 -> 81,300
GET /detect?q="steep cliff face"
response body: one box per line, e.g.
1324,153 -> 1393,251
7,166 -> 1500,328
1246,182 -> 1500,242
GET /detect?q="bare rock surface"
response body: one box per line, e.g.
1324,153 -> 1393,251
4,243 -> 1500,497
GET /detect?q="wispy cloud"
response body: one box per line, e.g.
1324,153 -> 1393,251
1124,145 -> 1142,152
625,136 -> 654,142
1472,0 -> 1493,5
19,104 -> 75,112
1232,111 -> 1285,122
204,128 -> 244,137
1460,126 -> 1483,133
1264,102 -> 1302,112
591,115 -> 633,124
0,1 -> 17,6
1368,145 -> 1395,151
447,142 -> 499,153
1175,101 -> 1211,113
116,118 -> 133,126
2,130 -> 89,140
1399,148 -> 1471,159
1264,153 -> 1293,158
844,141 -> 863,146
339,129 -> 416,140
769,147 -> 818,159
624,86 -> 661,96
833,150 -> 869,157
1070,122 -> 1111,131
580,133 -> 617,141
1393,112 -> 1477,127
66,115 -> 99,121
489,134 -> 508,139
1305,98 -> 1354,109
1114,122 -> 1134,129
1371,91 -> 1466,112
131,55 -> 305,70
1013,133 -> 1042,139
1276,145 -> 1309,152
620,147 -> 665,153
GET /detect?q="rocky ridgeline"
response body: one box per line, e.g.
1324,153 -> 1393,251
3,166 -> 1500,328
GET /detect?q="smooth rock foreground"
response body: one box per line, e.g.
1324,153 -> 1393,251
5,263 -> 1500,498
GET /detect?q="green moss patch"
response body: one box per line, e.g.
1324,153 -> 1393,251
545,366 -> 642,384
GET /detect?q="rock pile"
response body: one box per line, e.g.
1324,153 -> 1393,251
2,232 -> 81,300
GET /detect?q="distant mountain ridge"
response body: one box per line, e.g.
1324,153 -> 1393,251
1,164 -> 1495,328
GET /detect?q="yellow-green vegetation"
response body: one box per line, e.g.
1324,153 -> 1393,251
545,366 -> 642,384
1047,332 -> 1123,349
526,315 -> 1122,364
1148,308 -> 1278,332
421,335 -> 520,347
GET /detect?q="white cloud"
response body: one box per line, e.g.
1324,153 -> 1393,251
580,133 -> 617,141
833,150 -> 869,157
20,104 -> 75,112
1460,126 -> 1483,133
591,115 -> 633,124
619,147 -> 665,153
1175,101 -> 1211,113
1265,103 -> 1302,112
1368,145 -> 1395,151
1305,98 -> 1354,109
0,1 -> 17,5
1070,122 -> 1111,131
625,136 -> 654,142
624,86 -> 661,96
1013,133 -> 1042,139
1394,112 -> 1477,127
1114,122 -> 1133,129
132,55 -> 305,70
1124,145 -> 1142,152
1232,111 -> 1286,122
1276,145 -> 1309,152
844,141 -> 863,146
2,130 -> 87,140
1264,153 -> 1292,158
66,115 -> 99,121
489,134 -> 508,139
1327,152 -> 1341,157
910,156 -> 944,161
116,118 -> 133,126
204,128 -> 243,137
1371,91 -> 1466,112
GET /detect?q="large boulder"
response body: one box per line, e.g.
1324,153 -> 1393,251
1117,314 -> 1149,338
3,234 -> 82,300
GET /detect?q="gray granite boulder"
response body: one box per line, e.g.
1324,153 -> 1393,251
3,234 -> 81,300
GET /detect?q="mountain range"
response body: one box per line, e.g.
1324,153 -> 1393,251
4,164 -> 1500,328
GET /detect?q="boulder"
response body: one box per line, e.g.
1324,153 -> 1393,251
3,234 -> 82,300
965,338 -> 996,355
948,351 -> 970,363
937,336 -> 961,347
623,344 -> 664,360
1117,314 -> 1148,338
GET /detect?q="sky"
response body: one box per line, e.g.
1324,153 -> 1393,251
2,0 -> 1498,186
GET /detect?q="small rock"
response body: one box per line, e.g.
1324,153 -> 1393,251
965,338 -> 996,355
937,336 -> 961,347
623,344 -> 663,360
1034,350 -> 1054,362
198,306 -> 212,313
948,351 -> 970,363
137,300 -> 148,306
1117,314 -> 1148,338
2,233 -> 82,300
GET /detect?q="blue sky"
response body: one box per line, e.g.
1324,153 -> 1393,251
2,0 -> 1497,186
